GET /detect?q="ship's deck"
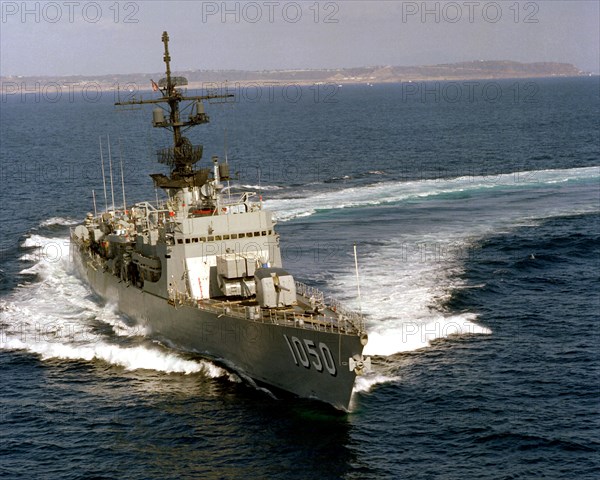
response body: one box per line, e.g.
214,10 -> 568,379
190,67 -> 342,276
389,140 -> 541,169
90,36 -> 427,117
72,231 -> 365,337
167,281 -> 365,336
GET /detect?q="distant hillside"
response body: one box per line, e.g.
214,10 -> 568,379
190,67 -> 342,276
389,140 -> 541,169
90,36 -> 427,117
1,61 -> 586,90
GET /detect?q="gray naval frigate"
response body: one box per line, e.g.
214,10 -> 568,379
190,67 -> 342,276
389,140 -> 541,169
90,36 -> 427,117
70,32 -> 370,410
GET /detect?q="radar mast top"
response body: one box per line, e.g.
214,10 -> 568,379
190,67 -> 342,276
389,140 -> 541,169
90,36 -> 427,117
115,31 -> 233,189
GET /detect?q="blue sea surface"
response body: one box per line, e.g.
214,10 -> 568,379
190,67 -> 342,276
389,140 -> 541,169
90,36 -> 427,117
1,77 -> 599,479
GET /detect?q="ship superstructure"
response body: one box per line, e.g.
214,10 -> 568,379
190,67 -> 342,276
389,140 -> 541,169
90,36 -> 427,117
71,32 -> 370,410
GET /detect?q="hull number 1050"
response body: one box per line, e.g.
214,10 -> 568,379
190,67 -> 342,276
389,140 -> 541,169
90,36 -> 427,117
283,335 -> 337,376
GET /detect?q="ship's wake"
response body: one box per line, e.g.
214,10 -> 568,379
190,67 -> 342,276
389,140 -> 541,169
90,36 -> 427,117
0,218 -> 486,399
333,233 -> 492,355
337,234 -> 493,395
0,223 -> 235,382
3,162 -> 598,404
270,166 -> 599,395
265,166 -> 599,222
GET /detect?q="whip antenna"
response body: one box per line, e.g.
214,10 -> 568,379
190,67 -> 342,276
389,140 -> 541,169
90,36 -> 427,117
99,137 -> 108,212
354,244 -> 363,329
224,127 -> 231,203
107,134 -> 116,212
118,137 -> 127,211
92,190 -> 97,218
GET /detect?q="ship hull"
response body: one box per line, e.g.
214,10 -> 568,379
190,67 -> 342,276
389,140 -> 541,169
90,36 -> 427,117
72,247 -> 363,410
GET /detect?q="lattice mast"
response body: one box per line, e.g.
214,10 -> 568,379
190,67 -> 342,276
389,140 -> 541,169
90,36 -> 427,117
115,31 -> 232,187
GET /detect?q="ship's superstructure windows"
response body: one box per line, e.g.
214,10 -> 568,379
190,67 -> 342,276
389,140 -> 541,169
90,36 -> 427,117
175,230 -> 277,246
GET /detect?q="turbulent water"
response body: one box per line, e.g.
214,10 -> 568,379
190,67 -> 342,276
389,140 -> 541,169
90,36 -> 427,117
1,77 -> 598,479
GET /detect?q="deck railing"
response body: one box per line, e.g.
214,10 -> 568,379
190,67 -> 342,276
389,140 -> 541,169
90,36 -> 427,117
166,281 -> 364,334
74,239 -> 365,335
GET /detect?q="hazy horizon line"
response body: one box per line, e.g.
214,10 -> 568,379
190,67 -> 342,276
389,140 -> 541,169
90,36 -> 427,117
0,59 -> 588,80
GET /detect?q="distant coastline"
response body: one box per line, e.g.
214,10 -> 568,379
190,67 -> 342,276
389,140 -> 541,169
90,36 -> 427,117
1,60 -> 590,92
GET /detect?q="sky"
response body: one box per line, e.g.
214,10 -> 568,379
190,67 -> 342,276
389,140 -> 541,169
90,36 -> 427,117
1,0 -> 598,76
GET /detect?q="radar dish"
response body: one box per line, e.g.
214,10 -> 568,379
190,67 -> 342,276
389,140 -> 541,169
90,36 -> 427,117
158,76 -> 188,88
200,184 -> 213,197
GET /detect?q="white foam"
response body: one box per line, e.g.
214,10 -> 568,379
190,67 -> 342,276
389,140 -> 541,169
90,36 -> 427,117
21,234 -> 70,250
39,217 -> 79,227
331,234 -> 492,361
240,184 -> 283,191
325,230 -> 496,395
266,166 -> 600,222
19,234 -> 71,276
2,232 -> 231,380
363,314 -> 491,357
346,238 -> 492,393
353,373 -> 401,393
1,297 -> 228,378
1,337 -> 225,376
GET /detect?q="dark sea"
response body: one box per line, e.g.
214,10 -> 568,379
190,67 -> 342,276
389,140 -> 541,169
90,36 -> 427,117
1,77 -> 599,479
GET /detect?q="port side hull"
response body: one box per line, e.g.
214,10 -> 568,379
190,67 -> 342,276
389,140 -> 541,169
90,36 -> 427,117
72,248 -> 362,410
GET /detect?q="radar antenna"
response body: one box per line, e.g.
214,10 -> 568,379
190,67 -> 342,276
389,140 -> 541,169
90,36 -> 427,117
115,31 -> 233,189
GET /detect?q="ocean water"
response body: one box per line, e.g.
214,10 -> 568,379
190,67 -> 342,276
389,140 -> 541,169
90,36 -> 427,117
0,77 -> 599,479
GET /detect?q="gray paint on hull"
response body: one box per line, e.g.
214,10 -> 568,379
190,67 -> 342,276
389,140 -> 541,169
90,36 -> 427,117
73,249 -> 362,410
